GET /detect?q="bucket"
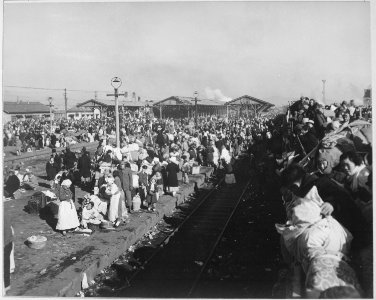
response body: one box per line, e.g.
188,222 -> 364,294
132,194 -> 141,211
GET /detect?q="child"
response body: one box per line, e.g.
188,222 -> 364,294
147,172 -> 163,211
81,201 -> 103,229
138,165 -> 150,208
181,155 -> 190,184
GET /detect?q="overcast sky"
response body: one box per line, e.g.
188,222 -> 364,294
3,1 -> 371,108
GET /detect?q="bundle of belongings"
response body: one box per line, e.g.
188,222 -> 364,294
275,186 -> 362,298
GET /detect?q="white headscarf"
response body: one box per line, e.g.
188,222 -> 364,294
61,179 -> 72,187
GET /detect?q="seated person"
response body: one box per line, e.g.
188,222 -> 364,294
81,200 -> 104,228
340,151 -> 371,199
281,164 -> 369,247
22,169 -> 39,190
4,170 -> 20,198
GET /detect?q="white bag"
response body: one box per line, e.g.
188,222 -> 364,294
192,166 -> 200,175
132,174 -> 139,188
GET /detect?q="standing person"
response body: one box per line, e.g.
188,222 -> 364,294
113,170 -> 128,222
166,157 -> 180,196
120,161 -> 133,212
64,147 -> 76,170
181,155 -> 190,183
55,179 -> 80,236
138,165 -> 150,207
46,156 -> 57,187
3,213 -> 14,294
106,175 -> 123,224
78,149 -> 91,188
52,149 -> 62,172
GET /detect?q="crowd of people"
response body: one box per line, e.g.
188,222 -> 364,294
3,96 -> 372,296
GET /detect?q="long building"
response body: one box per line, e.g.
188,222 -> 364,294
3,101 -> 51,123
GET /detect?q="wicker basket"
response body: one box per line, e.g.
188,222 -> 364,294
26,235 -> 47,249
27,192 -> 47,214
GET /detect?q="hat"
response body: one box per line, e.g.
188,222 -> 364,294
153,157 -> 160,163
302,118 -> 309,124
307,120 -> 314,125
61,179 -> 72,187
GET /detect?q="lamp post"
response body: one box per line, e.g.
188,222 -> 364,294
48,97 -> 53,135
191,91 -> 200,129
107,77 -> 125,148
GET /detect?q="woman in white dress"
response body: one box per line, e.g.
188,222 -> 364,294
106,175 -> 122,224
56,179 -> 80,236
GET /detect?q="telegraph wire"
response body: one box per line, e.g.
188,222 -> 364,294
4,85 -> 109,93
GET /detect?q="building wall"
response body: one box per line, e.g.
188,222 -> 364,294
3,112 -> 12,124
67,112 -> 94,120
2,113 -> 46,124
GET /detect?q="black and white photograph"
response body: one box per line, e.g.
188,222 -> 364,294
1,0 -> 374,298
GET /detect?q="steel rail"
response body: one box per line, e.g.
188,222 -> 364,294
186,177 -> 252,297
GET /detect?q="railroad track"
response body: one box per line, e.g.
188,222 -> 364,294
115,157 -> 252,298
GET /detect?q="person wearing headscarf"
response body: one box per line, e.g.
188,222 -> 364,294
55,179 -> 80,236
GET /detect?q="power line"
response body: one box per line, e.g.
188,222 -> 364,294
4,85 -> 109,93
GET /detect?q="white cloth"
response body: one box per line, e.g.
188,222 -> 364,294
89,195 -> 108,215
220,148 -> 231,164
128,143 -> 139,152
112,147 -> 122,161
349,164 -> 371,193
107,184 -> 121,222
56,200 -> 80,230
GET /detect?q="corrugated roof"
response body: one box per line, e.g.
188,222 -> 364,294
226,95 -> 274,107
153,96 -> 225,106
3,101 -> 50,114
76,99 -> 153,108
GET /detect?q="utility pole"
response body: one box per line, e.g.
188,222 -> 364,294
64,88 -> 68,119
107,77 -> 125,148
159,105 -> 162,119
94,91 -> 98,101
191,91 -> 201,129
322,80 -> 326,104
48,97 -> 54,134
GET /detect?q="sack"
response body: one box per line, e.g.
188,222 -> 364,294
132,174 -> 139,188
192,166 -> 200,175
13,189 -> 23,200
225,173 -> 236,184
130,163 -> 139,172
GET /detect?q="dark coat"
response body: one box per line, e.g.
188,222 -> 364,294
166,162 -> 179,187
46,162 -> 57,180
64,150 -> 77,170
120,167 -> 133,191
5,175 -> 20,196
78,154 -> 91,178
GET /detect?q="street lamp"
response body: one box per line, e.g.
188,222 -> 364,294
191,91 -> 200,129
47,97 -> 53,135
107,77 -> 125,148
